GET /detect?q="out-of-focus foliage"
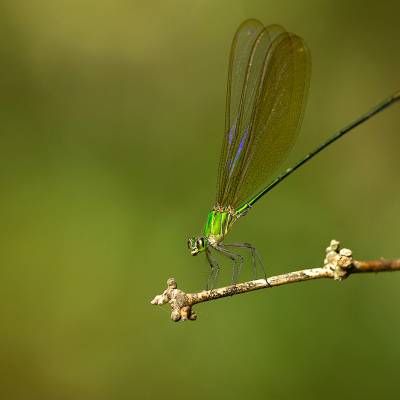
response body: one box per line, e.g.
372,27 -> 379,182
0,1 -> 399,399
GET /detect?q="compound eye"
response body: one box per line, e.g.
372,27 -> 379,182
196,238 -> 204,249
187,239 -> 192,249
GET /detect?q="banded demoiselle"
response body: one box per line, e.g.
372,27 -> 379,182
187,19 -> 399,288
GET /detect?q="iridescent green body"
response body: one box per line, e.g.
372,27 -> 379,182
204,208 -> 238,245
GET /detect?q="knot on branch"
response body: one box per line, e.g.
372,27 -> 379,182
150,278 -> 197,321
324,239 -> 353,280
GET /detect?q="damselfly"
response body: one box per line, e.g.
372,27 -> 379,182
187,19 -> 399,288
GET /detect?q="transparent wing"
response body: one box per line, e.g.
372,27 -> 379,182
216,19 -> 283,204
216,20 -> 311,209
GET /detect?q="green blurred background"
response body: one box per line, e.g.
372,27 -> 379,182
1,0 -> 399,399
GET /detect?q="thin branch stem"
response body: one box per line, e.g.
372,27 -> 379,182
150,240 -> 400,322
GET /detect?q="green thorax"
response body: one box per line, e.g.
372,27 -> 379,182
204,206 -> 238,244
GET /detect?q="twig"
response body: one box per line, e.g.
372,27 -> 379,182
150,240 -> 400,322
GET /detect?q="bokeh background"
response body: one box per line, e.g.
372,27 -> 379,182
1,1 -> 399,399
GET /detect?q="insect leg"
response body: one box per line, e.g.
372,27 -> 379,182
215,244 -> 244,285
206,246 -> 220,290
224,242 -> 267,282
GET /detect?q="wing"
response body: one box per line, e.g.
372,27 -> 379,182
215,19 -> 311,209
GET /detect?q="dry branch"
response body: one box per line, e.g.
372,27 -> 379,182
151,240 -> 400,322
